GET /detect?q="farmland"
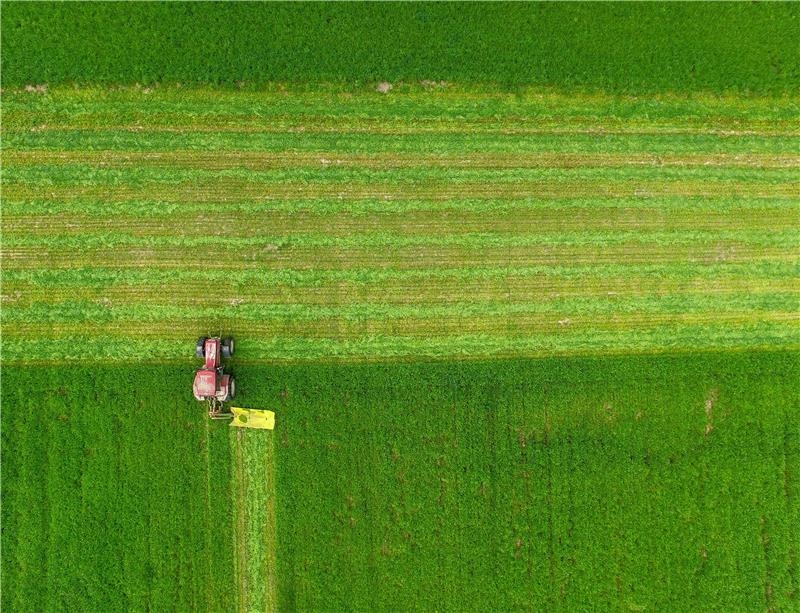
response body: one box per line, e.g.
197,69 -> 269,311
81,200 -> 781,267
2,88 -> 799,363
3,3 -> 799,93
3,352 -> 799,610
1,9 -> 800,608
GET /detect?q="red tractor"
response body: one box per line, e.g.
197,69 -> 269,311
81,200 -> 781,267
193,337 -> 236,411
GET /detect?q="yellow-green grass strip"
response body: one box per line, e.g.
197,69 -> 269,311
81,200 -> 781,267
3,294 -> 796,324
2,323 -> 797,364
5,207 -> 796,237
3,230 -> 795,249
5,313 -> 797,345
0,291 -> 798,324
6,150 -> 800,170
5,197 -> 797,217
3,262 -> 795,287
4,86 -> 798,120
6,110 -> 799,136
3,243 -> 792,271
5,164 -> 799,185
4,179 -> 796,202
232,431 -> 278,613
5,275 -> 796,310
7,131 -> 799,156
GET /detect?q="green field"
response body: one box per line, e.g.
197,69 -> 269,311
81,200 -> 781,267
3,352 -> 798,611
2,5 -> 799,610
2,87 -> 798,364
3,3 -> 799,93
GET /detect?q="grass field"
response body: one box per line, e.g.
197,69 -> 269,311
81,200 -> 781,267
2,87 -> 799,364
3,3 -> 799,93
2,34 -> 799,610
0,365 -> 237,612
3,352 -> 798,611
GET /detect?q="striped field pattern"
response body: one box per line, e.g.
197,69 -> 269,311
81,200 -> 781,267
2,87 -> 799,363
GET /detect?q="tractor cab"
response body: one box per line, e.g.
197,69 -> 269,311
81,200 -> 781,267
193,337 -> 235,405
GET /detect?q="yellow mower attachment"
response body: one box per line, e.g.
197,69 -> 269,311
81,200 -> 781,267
229,407 -> 275,430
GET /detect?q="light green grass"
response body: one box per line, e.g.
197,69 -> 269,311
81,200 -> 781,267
232,430 -> 279,613
2,88 -> 798,364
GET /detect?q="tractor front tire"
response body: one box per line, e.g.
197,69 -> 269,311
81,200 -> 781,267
196,336 -> 208,358
222,336 -> 235,358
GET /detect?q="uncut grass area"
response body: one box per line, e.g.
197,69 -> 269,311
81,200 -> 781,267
0,366 -> 237,612
2,87 -> 799,363
2,351 -> 798,611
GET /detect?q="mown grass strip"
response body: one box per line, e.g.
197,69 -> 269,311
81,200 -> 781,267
4,294 -> 796,325
5,313 -> 797,351
4,230 -> 795,249
7,150 -> 800,170
6,110 -> 800,136
6,196 -> 798,218
4,262 -> 795,288
7,130 -> 799,156
233,431 -> 279,613
2,323 -> 797,364
4,243 -> 791,272
6,207 -> 796,237
5,276 -> 796,311
4,86 -> 798,119
5,163 -> 800,186
5,178 -> 796,202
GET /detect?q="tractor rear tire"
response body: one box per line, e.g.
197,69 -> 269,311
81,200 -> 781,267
227,377 -> 236,401
222,336 -> 235,358
196,336 -> 208,358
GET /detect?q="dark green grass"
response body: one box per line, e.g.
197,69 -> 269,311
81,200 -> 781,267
260,350 -> 799,611
2,2 -> 798,93
0,366 -> 236,613
5,351 -> 796,611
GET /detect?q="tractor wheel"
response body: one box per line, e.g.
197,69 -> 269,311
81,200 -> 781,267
195,336 -> 208,358
227,377 -> 236,401
222,336 -> 235,358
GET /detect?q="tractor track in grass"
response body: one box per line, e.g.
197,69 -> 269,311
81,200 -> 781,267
233,431 -> 249,613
